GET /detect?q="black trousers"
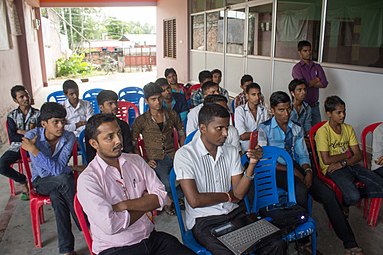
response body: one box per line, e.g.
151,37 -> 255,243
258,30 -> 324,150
99,231 -> 195,255
276,170 -> 358,249
0,150 -> 26,184
192,205 -> 287,255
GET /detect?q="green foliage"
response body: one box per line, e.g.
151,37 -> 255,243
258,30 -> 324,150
56,53 -> 92,77
104,17 -> 155,39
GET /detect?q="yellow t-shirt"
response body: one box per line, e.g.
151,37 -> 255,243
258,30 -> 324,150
315,121 -> 359,174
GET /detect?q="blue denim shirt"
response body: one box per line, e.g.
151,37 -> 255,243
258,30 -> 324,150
258,117 -> 310,166
290,102 -> 312,134
25,127 -> 76,181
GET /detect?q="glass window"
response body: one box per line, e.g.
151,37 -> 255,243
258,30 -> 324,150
248,4 -> 273,56
206,11 -> 224,52
192,14 -> 205,50
206,0 -> 224,10
190,0 -> 205,14
323,0 -> 383,68
275,0 -> 322,60
227,0 -> 245,5
227,9 -> 246,55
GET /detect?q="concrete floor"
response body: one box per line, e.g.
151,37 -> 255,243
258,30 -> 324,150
1,71 -> 383,254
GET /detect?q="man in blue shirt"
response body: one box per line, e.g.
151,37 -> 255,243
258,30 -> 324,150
22,102 -> 79,255
258,91 -> 363,255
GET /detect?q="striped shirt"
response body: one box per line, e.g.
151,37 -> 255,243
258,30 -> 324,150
174,136 -> 242,229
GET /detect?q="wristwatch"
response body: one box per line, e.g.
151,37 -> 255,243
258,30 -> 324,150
340,160 -> 347,167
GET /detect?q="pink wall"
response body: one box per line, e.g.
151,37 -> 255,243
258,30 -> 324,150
156,0 -> 189,83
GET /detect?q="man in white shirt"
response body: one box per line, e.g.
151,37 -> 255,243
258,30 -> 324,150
62,80 -> 94,136
174,104 -> 286,255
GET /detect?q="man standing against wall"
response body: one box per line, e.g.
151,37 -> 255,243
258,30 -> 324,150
292,40 -> 328,126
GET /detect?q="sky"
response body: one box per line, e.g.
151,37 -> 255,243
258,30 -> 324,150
102,7 -> 156,26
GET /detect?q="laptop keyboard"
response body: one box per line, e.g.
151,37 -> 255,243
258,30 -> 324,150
218,219 -> 280,255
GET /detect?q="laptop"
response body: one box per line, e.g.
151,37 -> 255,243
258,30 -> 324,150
211,216 -> 281,255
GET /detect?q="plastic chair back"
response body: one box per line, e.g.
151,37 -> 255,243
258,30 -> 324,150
47,91 -> 66,103
361,122 -> 383,168
116,101 -> 139,126
74,194 -> 94,255
118,87 -> 144,98
83,88 -> 102,114
78,129 -> 87,165
185,129 -> 198,145
169,169 -> 212,254
309,121 -> 343,202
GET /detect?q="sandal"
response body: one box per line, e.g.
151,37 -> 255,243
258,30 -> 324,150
345,247 -> 364,255
163,204 -> 176,216
20,192 -> 29,201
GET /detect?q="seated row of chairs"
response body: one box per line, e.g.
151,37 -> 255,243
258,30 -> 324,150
46,86 -> 147,116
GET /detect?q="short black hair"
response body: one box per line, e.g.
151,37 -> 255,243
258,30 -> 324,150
40,102 -> 66,122
143,82 -> 163,99
270,91 -> 291,108
97,90 -> 118,106
155,78 -> 169,87
288,79 -> 307,93
240,74 -> 253,85
201,81 -> 219,95
298,40 -> 311,51
203,94 -> 228,105
164,68 -> 176,77
62,79 -> 78,94
198,70 -> 213,84
324,96 -> 346,113
85,113 -> 117,140
211,69 -> 222,76
11,85 -> 27,99
198,103 -> 230,126
245,82 -> 261,94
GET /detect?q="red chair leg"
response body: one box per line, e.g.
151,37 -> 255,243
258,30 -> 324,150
39,207 -> 45,224
30,200 -> 43,248
9,179 -> 16,196
368,198 -> 382,227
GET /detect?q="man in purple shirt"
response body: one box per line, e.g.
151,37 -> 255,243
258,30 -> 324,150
292,40 -> 328,126
77,114 -> 194,255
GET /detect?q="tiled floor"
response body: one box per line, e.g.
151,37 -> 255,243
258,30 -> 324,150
1,71 -> 382,254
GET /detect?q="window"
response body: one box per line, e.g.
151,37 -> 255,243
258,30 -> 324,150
227,9 -> 245,55
192,14 -> 204,50
323,0 -> 383,68
248,4 -> 273,56
164,19 -> 176,58
206,11 -> 224,52
191,0 -> 205,14
206,0 -> 224,10
275,0 -> 322,60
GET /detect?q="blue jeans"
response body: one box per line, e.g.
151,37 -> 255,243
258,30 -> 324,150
154,155 -> 183,200
32,173 -> 80,253
310,103 -> 322,126
327,165 -> 383,206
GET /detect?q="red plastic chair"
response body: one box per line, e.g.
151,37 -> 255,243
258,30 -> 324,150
74,194 -> 95,255
5,122 -> 25,196
361,122 -> 383,227
20,144 -> 78,248
116,101 -> 139,126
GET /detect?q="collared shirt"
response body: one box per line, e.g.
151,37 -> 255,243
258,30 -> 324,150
290,102 -> 312,134
234,92 -> 247,108
131,108 -> 184,160
234,103 -> 271,152
62,99 -> 94,136
372,123 -> 383,171
191,87 -> 229,108
193,125 -> 241,152
6,107 -> 40,152
174,137 -> 242,229
292,60 -> 328,106
186,104 -> 233,136
86,117 -> 133,163
77,153 -> 167,254
162,92 -> 189,124
258,117 -> 310,166
24,127 -> 75,181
